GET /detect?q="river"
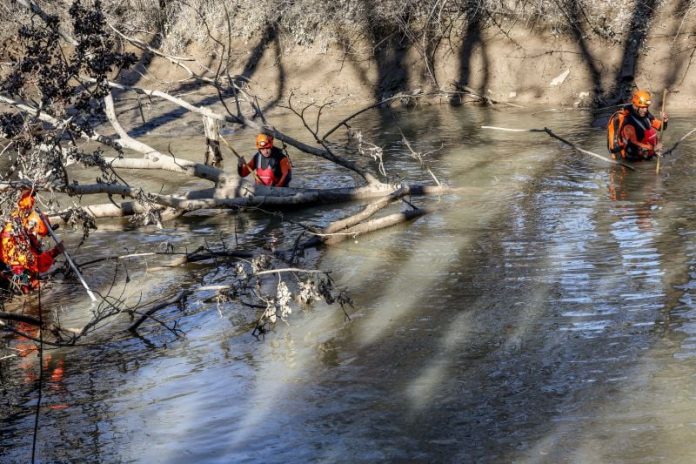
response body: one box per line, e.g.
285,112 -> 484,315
3,104 -> 696,463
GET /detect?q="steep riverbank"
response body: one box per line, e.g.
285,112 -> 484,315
121,0 -> 696,112
2,1 -> 695,115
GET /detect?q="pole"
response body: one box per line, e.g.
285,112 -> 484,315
38,211 -> 97,302
220,134 -> 262,184
656,89 -> 667,174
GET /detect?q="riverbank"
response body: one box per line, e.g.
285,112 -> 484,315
2,1 -> 694,116
119,0 -> 696,113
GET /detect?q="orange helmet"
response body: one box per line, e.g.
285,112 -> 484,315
632,90 -> 652,108
17,189 -> 35,210
256,133 -> 274,149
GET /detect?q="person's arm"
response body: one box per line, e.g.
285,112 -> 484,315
622,125 -> 653,151
275,157 -> 292,187
35,242 -> 64,273
237,154 -> 256,177
651,113 -> 668,131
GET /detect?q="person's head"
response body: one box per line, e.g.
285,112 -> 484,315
631,89 -> 651,116
17,188 -> 36,211
256,133 -> 274,157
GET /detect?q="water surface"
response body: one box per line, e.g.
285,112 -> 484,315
3,105 -> 696,463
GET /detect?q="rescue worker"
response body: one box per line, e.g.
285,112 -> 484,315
237,133 -> 292,187
0,189 -> 63,293
615,89 -> 669,161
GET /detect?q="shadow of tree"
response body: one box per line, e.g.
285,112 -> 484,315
563,0 -> 603,104
239,21 -> 286,115
122,20 -> 286,139
332,0 -> 413,102
661,0 -> 696,92
452,0 -> 489,106
363,0 -> 413,101
604,0 -> 660,106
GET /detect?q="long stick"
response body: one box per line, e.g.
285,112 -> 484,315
656,89 -> 667,174
38,211 -> 97,302
481,126 -> 635,170
219,134 -> 262,184
662,126 -> 696,157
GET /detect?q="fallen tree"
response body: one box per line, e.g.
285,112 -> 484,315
0,0 -> 459,343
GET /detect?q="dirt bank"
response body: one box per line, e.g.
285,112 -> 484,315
127,2 -> 696,114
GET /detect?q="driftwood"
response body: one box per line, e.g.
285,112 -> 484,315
481,125 -> 635,170
283,186 -> 432,256
47,183 -> 470,224
323,208 -> 431,246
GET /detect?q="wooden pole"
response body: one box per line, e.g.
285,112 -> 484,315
656,89 -> 667,174
38,211 -> 97,302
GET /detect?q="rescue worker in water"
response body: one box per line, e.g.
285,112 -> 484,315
237,133 -> 292,187
0,189 -> 63,293
616,89 -> 669,161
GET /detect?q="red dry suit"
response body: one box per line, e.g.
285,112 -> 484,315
619,109 -> 665,160
238,147 -> 292,187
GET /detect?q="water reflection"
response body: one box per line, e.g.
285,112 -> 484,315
5,106 -> 696,462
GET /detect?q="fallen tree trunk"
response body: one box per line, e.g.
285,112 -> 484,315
102,156 -> 228,184
157,182 -> 467,211
323,208 -> 431,245
49,183 -> 470,223
323,187 -> 408,234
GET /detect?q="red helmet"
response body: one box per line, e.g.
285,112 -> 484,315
632,90 -> 652,108
256,133 -> 274,149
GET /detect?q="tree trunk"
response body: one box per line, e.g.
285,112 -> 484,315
203,116 -> 223,167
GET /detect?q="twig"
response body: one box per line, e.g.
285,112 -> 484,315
398,128 -> 442,186
661,127 -> 696,157
253,268 -> 326,277
128,291 -> 187,332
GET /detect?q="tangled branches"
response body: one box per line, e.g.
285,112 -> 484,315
0,0 -> 136,212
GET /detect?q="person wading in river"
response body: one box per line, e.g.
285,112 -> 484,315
607,89 -> 669,161
0,189 -> 63,293
237,133 -> 292,187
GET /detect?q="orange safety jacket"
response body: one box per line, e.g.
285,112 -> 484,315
1,211 -> 56,275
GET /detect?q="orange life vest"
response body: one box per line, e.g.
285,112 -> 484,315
607,108 -> 629,155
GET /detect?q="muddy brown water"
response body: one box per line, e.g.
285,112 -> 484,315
3,105 -> 696,463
